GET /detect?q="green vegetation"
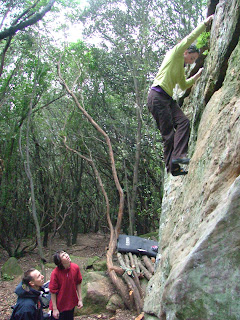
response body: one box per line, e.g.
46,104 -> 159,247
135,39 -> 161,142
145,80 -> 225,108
139,231 -> 158,240
197,31 -> 211,55
2,273 -> 14,281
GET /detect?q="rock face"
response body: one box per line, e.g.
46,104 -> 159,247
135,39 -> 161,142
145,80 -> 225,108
144,0 -> 240,319
79,271 -> 123,315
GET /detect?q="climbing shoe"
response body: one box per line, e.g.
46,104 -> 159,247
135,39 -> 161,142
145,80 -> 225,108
171,167 -> 188,176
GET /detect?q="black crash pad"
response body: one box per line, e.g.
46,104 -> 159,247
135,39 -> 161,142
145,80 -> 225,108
117,234 -> 158,257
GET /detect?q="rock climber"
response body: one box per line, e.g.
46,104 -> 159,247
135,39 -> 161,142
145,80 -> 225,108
147,15 -> 214,176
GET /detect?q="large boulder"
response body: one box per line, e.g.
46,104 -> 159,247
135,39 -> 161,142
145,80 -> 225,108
1,257 -> 23,279
77,271 -> 121,315
106,293 -> 124,312
144,0 -> 240,319
84,272 -> 115,302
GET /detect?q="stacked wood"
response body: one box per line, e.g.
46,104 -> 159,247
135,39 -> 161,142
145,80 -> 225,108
125,254 -> 143,299
138,260 -> 152,280
117,253 -> 143,314
116,252 -> 156,314
142,255 -> 154,274
133,254 -> 141,276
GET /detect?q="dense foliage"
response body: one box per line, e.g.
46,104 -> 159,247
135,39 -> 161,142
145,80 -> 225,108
0,0 -> 206,257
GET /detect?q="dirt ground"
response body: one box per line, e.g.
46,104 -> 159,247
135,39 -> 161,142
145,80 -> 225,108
0,233 -> 139,320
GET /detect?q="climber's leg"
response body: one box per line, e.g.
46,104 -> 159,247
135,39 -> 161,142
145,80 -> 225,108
170,101 -> 190,167
147,90 -> 177,173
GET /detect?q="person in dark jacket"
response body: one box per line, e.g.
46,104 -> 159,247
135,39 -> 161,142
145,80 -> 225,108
10,268 -> 45,320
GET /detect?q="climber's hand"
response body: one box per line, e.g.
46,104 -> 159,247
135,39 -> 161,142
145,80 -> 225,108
204,15 -> 214,26
194,68 -> 203,81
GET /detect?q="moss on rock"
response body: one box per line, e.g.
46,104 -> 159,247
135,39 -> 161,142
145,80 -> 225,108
1,257 -> 23,278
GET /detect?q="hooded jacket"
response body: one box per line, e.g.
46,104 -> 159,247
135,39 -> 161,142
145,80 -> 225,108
10,282 -> 44,320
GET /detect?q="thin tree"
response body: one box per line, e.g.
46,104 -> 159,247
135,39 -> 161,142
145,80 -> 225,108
57,61 -> 137,308
19,51 -> 46,274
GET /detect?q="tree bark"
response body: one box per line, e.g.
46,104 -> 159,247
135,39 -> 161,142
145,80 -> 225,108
129,103 -> 142,235
138,260 -> 152,281
122,47 -> 146,235
142,255 -> 155,274
133,254 -> 141,276
125,254 -> 143,299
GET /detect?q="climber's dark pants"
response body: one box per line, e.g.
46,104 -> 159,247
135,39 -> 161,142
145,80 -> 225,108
147,89 -> 190,173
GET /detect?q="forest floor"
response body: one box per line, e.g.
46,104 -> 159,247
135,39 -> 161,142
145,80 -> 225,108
0,233 -> 139,320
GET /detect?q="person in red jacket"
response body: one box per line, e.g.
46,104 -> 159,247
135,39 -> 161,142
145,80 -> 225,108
49,251 -> 83,320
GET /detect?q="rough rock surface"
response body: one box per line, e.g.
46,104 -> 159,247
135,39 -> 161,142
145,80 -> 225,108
1,257 -> 23,278
144,0 -> 240,319
106,294 -> 124,312
78,271 -> 119,315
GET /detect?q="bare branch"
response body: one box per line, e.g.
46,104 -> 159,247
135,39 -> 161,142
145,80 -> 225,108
58,61 -> 124,236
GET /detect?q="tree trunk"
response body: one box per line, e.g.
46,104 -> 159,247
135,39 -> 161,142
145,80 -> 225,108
129,103 -> 142,235
43,228 -> 49,248
72,209 -> 79,245
19,106 -> 46,274
19,56 -> 46,274
58,65 -> 132,309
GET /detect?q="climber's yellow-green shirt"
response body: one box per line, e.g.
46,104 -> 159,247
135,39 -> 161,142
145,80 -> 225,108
152,22 -> 206,97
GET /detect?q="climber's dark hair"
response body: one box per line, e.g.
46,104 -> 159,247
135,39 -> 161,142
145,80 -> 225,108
187,44 -> 200,54
53,250 -> 65,270
22,268 -> 35,286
